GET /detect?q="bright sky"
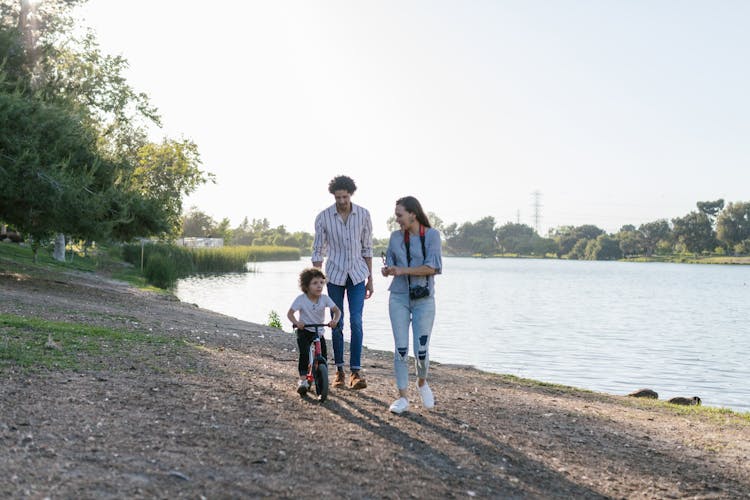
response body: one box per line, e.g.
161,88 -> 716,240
74,1 -> 750,238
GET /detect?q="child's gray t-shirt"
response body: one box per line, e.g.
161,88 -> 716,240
290,293 -> 337,332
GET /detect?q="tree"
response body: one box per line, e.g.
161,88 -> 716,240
616,227 -> 641,257
716,201 -> 750,252
638,219 -> 671,256
585,234 -> 622,260
444,216 -> 497,255
551,224 -> 605,257
672,212 -> 715,254
3,2 -> 211,248
0,86 -> 125,259
181,208 -> 217,237
213,217 -> 232,242
696,199 -> 725,222
131,139 -> 214,237
566,238 -> 589,259
495,222 -> 549,255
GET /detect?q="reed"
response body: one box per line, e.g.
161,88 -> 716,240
121,243 -> 300,288
190,245 -> 300,272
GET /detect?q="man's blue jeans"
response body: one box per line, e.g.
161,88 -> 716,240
327,277 -> 366,371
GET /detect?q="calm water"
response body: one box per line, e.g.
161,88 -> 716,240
175,257 -> 750,413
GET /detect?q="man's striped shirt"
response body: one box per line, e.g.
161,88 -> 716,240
312,203 -> 373,286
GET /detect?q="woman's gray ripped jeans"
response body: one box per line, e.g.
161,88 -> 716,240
388,292 -> 435,390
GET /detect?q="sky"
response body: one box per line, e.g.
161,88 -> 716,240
73,1 -> 750,238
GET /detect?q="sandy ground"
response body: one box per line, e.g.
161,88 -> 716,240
1,259 -> 749,499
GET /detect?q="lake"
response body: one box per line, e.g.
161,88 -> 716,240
175,257 -> 750,413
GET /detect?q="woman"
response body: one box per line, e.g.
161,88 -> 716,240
381,196 -> 442,414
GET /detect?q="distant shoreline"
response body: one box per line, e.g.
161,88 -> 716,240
451,253 -> 750,265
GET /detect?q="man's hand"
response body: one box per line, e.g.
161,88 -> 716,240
365,276 -> 374,299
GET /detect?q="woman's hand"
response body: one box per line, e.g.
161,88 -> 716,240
383,266 -> 405,276
380,266 -> 390,277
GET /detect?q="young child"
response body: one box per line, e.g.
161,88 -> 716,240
287,268 -> 341,395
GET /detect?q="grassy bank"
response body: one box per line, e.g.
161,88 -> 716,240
0,314 -> 186,371
454,251 -> 750,265
623,254 -> 750,265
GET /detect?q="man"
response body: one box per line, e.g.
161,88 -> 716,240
312,175 -> 373,390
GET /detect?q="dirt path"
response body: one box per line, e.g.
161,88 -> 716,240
1,262 -> 749,498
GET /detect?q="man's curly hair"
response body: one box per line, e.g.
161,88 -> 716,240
328,175 -> 357,194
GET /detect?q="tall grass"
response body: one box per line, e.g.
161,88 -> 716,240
191,245 -> 300,271
121,243 -> 300,288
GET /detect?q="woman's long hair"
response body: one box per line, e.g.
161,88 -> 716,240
396,196 -> 431,228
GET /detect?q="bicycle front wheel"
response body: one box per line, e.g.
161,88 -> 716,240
314,363 -> 329,402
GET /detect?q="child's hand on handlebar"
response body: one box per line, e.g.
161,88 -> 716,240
327,320 -> 337,329
294,322 -> 304,330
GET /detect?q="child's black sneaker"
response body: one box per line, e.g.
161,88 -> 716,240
297,379 -> 309,396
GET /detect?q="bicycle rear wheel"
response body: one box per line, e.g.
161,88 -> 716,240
314,362 -> 329,402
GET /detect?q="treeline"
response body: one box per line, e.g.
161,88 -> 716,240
181,210 -> 313,251
184,199 -> 750,260
444,199 -> 750,259
0,1 -> 211,260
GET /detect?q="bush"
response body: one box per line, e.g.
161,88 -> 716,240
267,310 -> 283,329
144,253 -> 178,289
734,240 -> 750,255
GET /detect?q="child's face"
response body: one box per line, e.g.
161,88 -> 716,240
307,276 -> 326,296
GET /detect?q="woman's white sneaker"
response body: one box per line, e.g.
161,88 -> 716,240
418,382 -> 435,409
389,397 -> 409,414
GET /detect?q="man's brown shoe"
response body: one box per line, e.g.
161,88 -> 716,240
333,370 -> 345,388
349,371 -> 367,390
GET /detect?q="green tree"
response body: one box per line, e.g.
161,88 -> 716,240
228,217 -> 253,245
638,219 -> 671,256
444,216 -> 497,255
0,86 -> 124,259
213,217 -> 233,242
716,201 -> 750,252
615,225 -> 641,257
132,139 -> 214,237
181,208 -> 217,237
566,238 -> 589,260
585,234 -> 622,260
551,224 -> 604,257
696,199 -> 725,222
495,222 -> 552,255
672,212 -> 715,254
2,2 -> 211,246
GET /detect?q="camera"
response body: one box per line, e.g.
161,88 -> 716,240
409,285 -> 430,300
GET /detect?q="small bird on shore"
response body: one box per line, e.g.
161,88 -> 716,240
627,388 -> 658,399
668,396 -> 701,406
